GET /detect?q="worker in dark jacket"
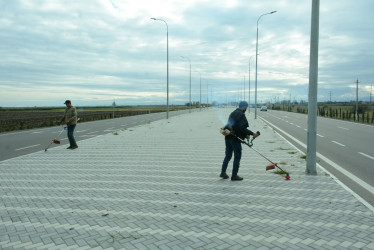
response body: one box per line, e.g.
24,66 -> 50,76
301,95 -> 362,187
220,101 -> 259,181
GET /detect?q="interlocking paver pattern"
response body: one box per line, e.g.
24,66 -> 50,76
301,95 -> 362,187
1,108 -> 373,249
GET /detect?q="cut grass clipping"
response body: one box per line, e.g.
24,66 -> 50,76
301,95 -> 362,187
273,170 -> 288,175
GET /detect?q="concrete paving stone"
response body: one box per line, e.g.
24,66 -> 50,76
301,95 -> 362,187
1,109 -> 374,249
40,234 -> 55,245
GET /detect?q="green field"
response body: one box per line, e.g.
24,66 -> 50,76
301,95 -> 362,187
0,105 -> 195,133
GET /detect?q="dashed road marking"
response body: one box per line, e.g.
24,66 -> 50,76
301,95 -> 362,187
332,141 -> 345,147
87,131 -> 99,134
338,126 -> 349,130
317,134 -> 324,138
15,144 -> 41,151
358,152 -> 374,160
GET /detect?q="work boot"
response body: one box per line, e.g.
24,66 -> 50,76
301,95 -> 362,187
231,175 -> 243,181
70,145 -> 78,150
66,146 -> 72,149
219,172 -> 229,179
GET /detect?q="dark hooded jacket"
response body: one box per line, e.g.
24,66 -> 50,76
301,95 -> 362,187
224,108 -> 254,141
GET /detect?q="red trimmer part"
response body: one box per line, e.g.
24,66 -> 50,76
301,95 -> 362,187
53,139 -> 61,144
266,163 -> 277,170
266,163 -> 291,180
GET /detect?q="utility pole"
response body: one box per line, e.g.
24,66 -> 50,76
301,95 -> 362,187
306,0 -> 319,175
355,79 -> 359,121
329,91 -> 332,103
370,85 -> 372,105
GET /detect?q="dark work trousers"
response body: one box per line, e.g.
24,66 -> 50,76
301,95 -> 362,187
67,124 -> 77,147
221,139 -> 242,176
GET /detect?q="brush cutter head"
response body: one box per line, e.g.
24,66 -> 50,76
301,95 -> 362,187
53,139 -> 61,144
266,163 -> 277,170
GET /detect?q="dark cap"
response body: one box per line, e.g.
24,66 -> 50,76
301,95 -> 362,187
64,100 -> 71,104
239,101 -> 248,108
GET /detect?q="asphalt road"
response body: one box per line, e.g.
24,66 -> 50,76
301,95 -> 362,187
0,109 -> 193,162
257,109 -> 374,207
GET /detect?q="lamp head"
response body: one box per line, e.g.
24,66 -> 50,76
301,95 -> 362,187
270,11 -> 277,14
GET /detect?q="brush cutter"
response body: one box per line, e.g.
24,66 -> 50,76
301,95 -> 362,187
44,126 -> 66,152
220,128 -> 290,180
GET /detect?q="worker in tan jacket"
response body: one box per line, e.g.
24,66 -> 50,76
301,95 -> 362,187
58,100 -> 78,149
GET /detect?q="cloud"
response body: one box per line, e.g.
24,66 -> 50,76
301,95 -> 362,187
0,0 -> 373,107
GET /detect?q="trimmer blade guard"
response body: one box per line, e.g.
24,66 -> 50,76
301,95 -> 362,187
266,163 -> 277,170
53,139 -> 61,144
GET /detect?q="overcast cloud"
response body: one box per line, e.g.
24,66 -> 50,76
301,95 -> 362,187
0,0 -> 373,107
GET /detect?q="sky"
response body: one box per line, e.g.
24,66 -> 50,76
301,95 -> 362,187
0,0 -> 373,107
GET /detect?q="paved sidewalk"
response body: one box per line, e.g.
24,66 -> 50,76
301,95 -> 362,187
1,108 -> 373,250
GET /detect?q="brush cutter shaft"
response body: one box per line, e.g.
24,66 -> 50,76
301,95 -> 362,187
249,146 -> 275,164
44,126 -> 66,151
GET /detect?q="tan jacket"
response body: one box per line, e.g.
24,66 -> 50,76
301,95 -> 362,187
60,106 -> 78,125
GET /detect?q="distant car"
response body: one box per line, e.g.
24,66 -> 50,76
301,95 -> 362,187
260,106 -> 267,111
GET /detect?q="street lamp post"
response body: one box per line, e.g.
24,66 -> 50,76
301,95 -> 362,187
181,56 -> 192,113
194,70 -> 202,111
151,17 -> 169,119
206,80 -> 210,106
248,55 -> 254,113
255,11 -> 276,119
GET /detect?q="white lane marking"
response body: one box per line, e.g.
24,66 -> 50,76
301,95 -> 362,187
358,152 -> 374,160
87,131 -> 99,134
296,125 -> 301,128
32,131 -> 42,134
338,126 -> 349,130
304,129 -> 307,131
317,134 -> 324,138
15,144 -> 41,151
332,141 -> 345,147
76,130 -> 87,133
259,116 -> 374,212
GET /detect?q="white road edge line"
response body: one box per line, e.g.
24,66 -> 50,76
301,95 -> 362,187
358,152 -> 374,160
15,144 -> 41,151
259,116 -> 374,213
331,141 -> 345,147
317,134 -> 324,138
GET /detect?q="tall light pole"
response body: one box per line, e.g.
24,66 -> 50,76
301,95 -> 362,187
194,70 -> 202,110
206,80 -> 210,106
355,79 -> 359,121
151,17 -> 169,119
181,56 -> 192,113
248,55 -> 254,113
255,10 -> 276,119
306,0 -> 319,175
